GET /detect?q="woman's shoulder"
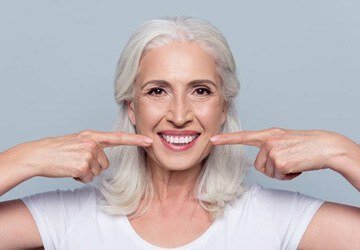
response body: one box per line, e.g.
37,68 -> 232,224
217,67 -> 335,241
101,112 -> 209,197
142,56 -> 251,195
20,184 -> 98,222
218,184 -> 325,249
19,184 -> 100,248
226,182 -> 324,216
21,184 -> 96,203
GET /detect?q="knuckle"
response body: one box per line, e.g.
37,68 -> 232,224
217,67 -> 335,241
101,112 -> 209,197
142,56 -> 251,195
253,158 -> 263,170
271,127 -> 287,137
256,163 -> 265,172
285,163 -> 296,174
86,174 -> 94,182
263,139 -> 274,151
83,152 -> 94,161
268,149 -> 277,160
114,131 -> 124,137
222,134 -> 230,141
277,161 -> 289,173
273,157 -> 284,168
254,161 -> 261,171
93,163 -> 101,172
84,140 -> 97,151
80,129 -> 93,136
78,162 -> 90,173
104,158 -> 110,169
253,159 -> 259,169
269,127 -> 282,133
238,133 -> 249,142
112,131 -> 125,143
264,164 -> 270,173
72,168 -> 82,177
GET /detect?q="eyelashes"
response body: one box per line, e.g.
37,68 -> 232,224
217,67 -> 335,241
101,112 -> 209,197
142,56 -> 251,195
147,87 -> 212,97
194,88 -> 212,95
147,87 -> 165,96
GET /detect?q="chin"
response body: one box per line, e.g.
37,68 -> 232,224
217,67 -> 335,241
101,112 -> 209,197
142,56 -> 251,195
160,161 -> 199,171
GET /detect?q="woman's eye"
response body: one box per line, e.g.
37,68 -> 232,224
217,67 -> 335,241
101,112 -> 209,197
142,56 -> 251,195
147,87 -> 165,96
195,88 -> 211,95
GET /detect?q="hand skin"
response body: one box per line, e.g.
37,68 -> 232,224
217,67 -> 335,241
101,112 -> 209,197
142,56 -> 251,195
210,127 -> 360,191
0,130 -> 153,197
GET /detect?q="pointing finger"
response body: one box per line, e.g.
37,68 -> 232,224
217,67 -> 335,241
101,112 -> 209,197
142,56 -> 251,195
210,130 -> 271,147
91,131 -> 153,148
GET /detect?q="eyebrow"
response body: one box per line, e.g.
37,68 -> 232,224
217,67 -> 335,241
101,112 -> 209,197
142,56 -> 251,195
140,79 -> 218,90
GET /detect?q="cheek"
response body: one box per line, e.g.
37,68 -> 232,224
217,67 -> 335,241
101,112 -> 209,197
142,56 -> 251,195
192,101 -> 223,132
134,100 -> 167,133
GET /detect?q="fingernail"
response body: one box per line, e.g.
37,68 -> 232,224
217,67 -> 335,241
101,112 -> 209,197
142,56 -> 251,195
210,136 -> 220,143
143,138 -> 153,144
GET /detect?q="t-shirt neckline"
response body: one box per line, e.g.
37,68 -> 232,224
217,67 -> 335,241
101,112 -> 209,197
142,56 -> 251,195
123,214 -> 220,249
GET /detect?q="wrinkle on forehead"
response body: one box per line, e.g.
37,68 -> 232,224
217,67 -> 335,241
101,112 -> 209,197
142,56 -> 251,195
134,41 -> 219,87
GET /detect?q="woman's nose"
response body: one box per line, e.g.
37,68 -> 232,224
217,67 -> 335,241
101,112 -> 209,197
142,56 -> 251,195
165,95 -> 194,127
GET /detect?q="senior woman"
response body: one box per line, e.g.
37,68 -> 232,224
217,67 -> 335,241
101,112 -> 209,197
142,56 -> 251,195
0,16 -> 359,249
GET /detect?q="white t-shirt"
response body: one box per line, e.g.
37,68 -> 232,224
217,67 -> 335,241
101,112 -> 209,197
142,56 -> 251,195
20,183 -> 324,250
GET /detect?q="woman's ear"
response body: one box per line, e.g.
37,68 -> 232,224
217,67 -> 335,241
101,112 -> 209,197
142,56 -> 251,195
126,101 -> 136,126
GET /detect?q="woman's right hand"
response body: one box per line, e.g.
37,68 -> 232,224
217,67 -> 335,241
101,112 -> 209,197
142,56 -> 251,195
9,130 -> 153,183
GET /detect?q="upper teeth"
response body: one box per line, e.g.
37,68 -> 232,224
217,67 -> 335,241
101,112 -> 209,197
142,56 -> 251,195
161,134 -> 198,144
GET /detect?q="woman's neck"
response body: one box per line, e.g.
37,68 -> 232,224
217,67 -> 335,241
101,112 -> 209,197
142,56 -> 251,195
146,156 -> 203,205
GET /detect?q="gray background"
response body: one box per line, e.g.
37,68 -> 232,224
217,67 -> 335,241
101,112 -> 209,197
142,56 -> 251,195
0,0 -> 359,206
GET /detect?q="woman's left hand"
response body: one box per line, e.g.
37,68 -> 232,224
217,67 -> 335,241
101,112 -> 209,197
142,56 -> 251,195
210,127 -> 359,181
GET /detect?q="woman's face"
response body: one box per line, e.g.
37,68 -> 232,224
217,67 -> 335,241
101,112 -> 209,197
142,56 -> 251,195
127,41 -> 226,171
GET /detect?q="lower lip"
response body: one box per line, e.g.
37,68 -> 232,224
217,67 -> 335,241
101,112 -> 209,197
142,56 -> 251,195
158,134 -> 200,152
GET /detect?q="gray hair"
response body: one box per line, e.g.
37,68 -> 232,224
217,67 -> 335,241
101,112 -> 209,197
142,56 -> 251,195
95,16 -> 248,221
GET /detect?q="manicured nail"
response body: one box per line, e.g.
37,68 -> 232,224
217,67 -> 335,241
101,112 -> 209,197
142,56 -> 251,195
210,136 -> 220,143
143,138 -> 153,144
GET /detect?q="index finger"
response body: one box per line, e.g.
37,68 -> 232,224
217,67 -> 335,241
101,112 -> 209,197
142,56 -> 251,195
210,130 -> 271,147
92,131 -> 153,148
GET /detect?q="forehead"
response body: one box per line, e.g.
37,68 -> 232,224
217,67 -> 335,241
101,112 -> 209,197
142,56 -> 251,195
135,41 -> 219,85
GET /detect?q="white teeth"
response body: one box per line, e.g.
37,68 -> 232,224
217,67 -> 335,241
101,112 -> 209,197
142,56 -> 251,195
161,134 -> 198,144
184,136 -> 192,143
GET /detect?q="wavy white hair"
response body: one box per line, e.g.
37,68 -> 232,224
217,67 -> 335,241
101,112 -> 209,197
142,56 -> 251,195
94,16 -> 248,221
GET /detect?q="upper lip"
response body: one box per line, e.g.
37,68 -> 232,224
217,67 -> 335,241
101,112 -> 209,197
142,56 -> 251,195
158,130 -> 200,136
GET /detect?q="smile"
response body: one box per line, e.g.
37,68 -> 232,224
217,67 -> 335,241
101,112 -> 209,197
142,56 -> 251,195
157,132 -> 200,152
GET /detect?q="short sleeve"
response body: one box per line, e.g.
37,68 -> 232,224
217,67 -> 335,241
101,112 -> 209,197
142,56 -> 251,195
251,184 -> 325,250
20,184 -> 95,250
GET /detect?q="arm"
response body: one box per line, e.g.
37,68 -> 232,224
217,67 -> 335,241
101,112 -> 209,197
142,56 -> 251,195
299,136 -> 360,249
0,145 -> 44,248
0,144 -> 38,196
0,130 -> 151,249
298,202 -> 360,249
0,199 -> 44,249
327,136 -> 360,191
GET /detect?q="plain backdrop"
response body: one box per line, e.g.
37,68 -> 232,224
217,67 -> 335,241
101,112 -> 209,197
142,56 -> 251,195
0,0 -> 359,206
